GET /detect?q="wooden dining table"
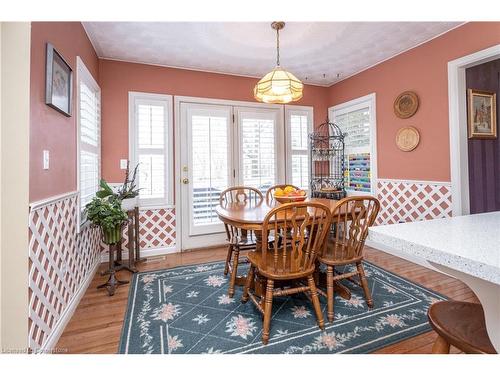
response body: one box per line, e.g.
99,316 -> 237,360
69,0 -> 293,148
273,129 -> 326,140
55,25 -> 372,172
215,197 -> 353,300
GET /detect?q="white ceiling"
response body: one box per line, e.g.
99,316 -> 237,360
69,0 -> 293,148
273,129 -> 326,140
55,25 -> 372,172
83,22 -> 462,86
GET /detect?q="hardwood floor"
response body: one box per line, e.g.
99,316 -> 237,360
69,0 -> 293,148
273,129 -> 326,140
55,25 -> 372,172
56,246 -> 475,354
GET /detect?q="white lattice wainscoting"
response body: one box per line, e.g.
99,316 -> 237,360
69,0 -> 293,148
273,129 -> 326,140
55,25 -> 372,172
28,192 -> 101,351
101,207 -> 177,260
376,179 -> 452,225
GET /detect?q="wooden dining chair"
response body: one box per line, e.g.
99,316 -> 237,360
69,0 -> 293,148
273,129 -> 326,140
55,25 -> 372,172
241,201 -> 332,344
427,301 -> 496,354
317,196 -> 380,322
265,184 -> 300,204
219,186 -> 263,298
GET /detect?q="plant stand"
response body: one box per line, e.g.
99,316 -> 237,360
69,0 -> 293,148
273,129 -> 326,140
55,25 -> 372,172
97,242 -> 129,296
115,207 -> 142,272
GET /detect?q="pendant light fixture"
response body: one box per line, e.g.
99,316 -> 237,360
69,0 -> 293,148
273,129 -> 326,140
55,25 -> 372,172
254,22 -> 303,104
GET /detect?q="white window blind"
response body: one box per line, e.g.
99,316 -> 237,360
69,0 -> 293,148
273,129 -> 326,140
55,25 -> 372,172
77,58 -> 101,217
285,106 -> 312,190
239,113 -> 277,191
329,94 -> 376,195
191,114 -> 230,225
130,93 -> 173,207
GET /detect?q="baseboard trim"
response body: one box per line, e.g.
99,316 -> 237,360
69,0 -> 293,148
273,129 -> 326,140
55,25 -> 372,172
100,246 -> 178,263
37,259 -> 100,353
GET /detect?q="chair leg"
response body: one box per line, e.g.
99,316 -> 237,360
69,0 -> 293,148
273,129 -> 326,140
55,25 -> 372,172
307,275 -> 324,330
228,247 -> 240,298
357,262 -> 373,308
241,265 -> 254,303
262,279 -> 274,345
224,244 -> 233,276
432,335 -> 451,354
326,265 -> 335,323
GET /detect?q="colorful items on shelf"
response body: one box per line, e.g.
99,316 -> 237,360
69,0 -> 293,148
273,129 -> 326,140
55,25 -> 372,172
345,153 -> 371,192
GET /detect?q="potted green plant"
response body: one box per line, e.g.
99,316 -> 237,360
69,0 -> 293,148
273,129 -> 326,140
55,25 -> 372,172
85,197 -> 128,244
96,161 -> 140,211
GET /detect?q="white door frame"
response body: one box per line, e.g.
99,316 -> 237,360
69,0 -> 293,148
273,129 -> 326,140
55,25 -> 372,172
174,96 -> 284,251
447,44 -> 500,216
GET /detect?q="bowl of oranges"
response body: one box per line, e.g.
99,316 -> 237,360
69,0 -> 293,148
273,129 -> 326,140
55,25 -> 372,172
273,186 -> 307,204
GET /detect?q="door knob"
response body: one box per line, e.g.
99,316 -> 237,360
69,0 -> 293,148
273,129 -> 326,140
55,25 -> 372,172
182,178 -> 189,184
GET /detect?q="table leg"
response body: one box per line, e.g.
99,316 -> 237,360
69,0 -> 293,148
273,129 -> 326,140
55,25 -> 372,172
253,230 -> 264,297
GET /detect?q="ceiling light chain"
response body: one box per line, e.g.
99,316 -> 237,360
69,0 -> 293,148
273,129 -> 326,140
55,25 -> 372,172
276,23 -> 280,66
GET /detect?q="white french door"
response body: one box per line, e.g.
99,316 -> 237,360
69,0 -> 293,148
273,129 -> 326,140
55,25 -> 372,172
179,101 -> 284,250
180,103 -> 233,248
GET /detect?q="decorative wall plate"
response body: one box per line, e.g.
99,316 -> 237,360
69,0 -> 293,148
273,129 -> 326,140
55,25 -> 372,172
394,91 -> 419,119
396,126 -> 420,152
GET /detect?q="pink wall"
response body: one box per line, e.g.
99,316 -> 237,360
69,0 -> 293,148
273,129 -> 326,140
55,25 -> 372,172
99,59 -> 330,182
328,22 -> 500,182
30,22 -> 99,202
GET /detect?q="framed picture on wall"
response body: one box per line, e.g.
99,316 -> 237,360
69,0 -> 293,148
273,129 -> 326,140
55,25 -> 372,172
45,43 -> 72,117
467,89 -> 497,139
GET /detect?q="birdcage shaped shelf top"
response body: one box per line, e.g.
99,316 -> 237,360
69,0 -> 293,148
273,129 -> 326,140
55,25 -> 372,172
309,120 -> 346,200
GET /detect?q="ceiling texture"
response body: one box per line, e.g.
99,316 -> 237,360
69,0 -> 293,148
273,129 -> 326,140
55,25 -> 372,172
83,22 -> 462,86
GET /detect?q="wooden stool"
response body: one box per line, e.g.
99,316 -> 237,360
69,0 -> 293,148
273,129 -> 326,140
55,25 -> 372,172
427,301 -> 497,354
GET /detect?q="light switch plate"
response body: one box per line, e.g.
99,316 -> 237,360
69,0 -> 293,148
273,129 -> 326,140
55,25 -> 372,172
43,150 -> 50,170
120,159 -> 128,170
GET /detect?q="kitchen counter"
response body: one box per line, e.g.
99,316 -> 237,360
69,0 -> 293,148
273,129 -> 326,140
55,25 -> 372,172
368,211 -> 500,352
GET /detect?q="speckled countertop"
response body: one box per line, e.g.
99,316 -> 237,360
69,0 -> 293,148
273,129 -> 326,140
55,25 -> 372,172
368,211 -> 500,284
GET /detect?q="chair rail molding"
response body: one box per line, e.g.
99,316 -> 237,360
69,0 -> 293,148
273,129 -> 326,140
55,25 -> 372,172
447,43 -> 500,216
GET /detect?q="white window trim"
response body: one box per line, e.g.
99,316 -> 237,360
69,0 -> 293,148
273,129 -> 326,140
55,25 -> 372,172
284,105 -> 313,189
328,93 -> 377,196
76,56 -> 101,230
128,91 -> 174,208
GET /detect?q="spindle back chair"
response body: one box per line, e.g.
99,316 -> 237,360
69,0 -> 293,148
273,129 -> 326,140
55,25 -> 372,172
317,196 -> 380,322
219,186 -> 263,297
242,201 -> 332,344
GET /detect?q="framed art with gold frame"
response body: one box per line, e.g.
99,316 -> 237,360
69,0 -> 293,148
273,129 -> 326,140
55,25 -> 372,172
467,89 -> 497,139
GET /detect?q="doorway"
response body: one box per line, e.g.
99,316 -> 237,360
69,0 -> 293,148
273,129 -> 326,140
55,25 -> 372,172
448,44 -> 500,216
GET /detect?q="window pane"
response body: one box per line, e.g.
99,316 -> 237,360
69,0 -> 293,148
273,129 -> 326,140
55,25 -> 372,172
137,104 -> 165,149
241,117 -> 275,191
338,107 -> 370,148
291,154 -> 309,190
80,151 -> 99,208
290,114 -> 308,151
138,154 -> 165,199
80,82 -> 99,147
192,115 -> 228,225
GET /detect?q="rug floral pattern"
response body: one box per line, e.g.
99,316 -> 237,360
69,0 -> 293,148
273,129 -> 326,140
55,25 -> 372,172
119,261 -> 445,354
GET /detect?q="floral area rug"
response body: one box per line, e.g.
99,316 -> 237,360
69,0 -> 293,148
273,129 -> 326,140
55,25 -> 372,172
118,260 -> 445,354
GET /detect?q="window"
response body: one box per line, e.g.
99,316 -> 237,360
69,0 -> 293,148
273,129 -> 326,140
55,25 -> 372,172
285,106 -> 313,190
237,108 -> 282,191
129,92 -> 173,207
329,93 -> 377,195
77,57 -> 101,221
